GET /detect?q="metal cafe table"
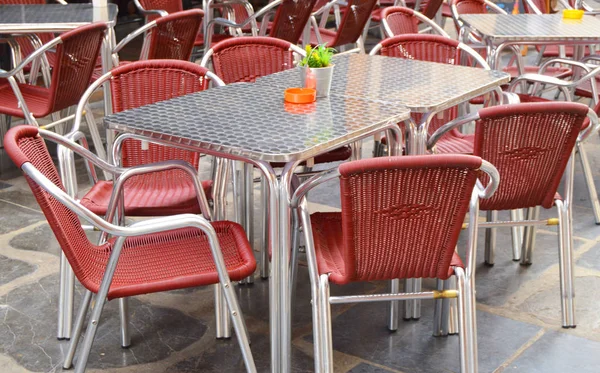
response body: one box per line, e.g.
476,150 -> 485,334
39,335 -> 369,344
258,54 -> 510,321
103,82 -> 410,373
0,2 -> 118,340
459,13 -> 600,70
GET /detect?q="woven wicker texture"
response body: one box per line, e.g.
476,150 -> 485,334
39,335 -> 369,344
382,7 -> 419,35
81,60 -> 213,216
210,37 -> 296,84
474,103 -> 588,210
404,0 -> 445,19
4,126 -> 256,299
269,0 -> 317,43
310,155 -> 481,284
48,23 -> 106,114
146,9 -> 203,60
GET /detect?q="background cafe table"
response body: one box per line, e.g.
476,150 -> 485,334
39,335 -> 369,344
459,13 -> 600,70
0,2 -> 118,340
103,82 -> 410,373
258,53 -> 510,321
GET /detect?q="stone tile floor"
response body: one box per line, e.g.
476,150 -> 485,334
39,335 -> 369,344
2,17 -> 600,373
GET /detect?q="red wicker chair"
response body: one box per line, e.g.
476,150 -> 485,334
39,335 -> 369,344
0,23 -> 107,158
429,102 -> 598,328
3,125 -> 257,373
81,60 -> 221,218
92,9 -> 204,81
308,0 -> 378,53
291,154 -> 500,373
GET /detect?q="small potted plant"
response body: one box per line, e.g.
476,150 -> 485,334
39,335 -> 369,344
299,44 -> 336,98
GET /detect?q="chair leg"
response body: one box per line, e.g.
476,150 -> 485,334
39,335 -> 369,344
521,207 -> 540,266
73,293 -> 107,373
219,280 -> 257,372
556,200 -> 576,328
318,274 -> 334,373
214,284 -> 232,339
83,105 -> 107,162
290,208 -> 301,316
484,210 -> 497,265
388,279 -> 400,331
57,253 -> 67,340
577,141 -> 600,224
63,290 -> 92,369
119,298 -> 131,348
260,175 -> 269,279
455,267 -> 478,373
510,209 -> 524,261
433,276 -> 459,336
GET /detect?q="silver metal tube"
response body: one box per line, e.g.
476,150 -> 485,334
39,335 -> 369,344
63,290 -> 92,369
57,253 -> 66,339
432,279 -> 445,336
244,163 -> 255,284
521,207 -> 540,265
446,275 -> 459,335
64,267 -> 75,339
333,290 -> 440,305
403,279 -> 414,320
510,210 -> 524,261
214,284 -> 225,338
387,279 -> 400,330
484,210 -> 497,265
119,298 -> 131,347
260,175 -> 269,279
556,200 -> 576,328
318,274 -> 334,373
455,268 -> 469,373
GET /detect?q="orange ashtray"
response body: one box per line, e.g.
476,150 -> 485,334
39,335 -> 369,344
284,88 -> 316,104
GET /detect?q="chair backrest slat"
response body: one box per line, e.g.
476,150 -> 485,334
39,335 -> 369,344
332,155 -> 481,282
474,103 -> 588,210
329,0 -> 378,47
138,0 -> 184,21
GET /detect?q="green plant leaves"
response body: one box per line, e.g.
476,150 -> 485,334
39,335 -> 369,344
299,44 -> 336,68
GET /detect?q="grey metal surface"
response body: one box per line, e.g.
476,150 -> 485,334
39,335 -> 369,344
460,13 -> 600,42
256,54 -> 510,113
0,4 -> 118,32
104,82 -> 410,162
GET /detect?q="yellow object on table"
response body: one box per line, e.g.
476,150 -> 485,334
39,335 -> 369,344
563,9 -> 585,19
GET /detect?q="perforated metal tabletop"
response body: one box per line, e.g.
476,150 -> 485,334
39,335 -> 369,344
460,13 -> 600,42
104,83 -> 410,163
256,54 -> 510,113
0,4 -> 118,32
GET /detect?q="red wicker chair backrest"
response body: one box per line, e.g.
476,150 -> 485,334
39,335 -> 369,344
336,155 -> 482,282
4,126 -> 101,287
421,0 -> 445,19
377,34 -> 461,134
138,0 -> 183,21
146,9 -> 203,60
269,0 -> 318,43
47,23 -> 107,114
209,36 -> 296,83
474,103 -> 588,210
329,0 -> 378,47
382,7 -> 420,35
109,60 -> 211,168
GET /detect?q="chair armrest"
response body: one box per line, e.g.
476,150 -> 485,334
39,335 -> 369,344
132,0 -> 168,18
427,112 -> 480,151
290,166 -> 340,208
0,36 -> 62,78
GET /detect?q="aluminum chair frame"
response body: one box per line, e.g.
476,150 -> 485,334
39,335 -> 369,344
380,5 -> 450,38
290,157 -> 500,373
6,127 -> 256,373
428,104 -> 599,328
0,25 -> 107,161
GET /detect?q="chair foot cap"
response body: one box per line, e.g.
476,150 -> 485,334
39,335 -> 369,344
519,262 -> 533,267
484,262 -> 494,267
562,325 -> 576,329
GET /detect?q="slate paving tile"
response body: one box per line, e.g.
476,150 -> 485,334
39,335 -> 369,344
0,255 -> 36,286
508,330 -> 600,373
0,200 -> 43,234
